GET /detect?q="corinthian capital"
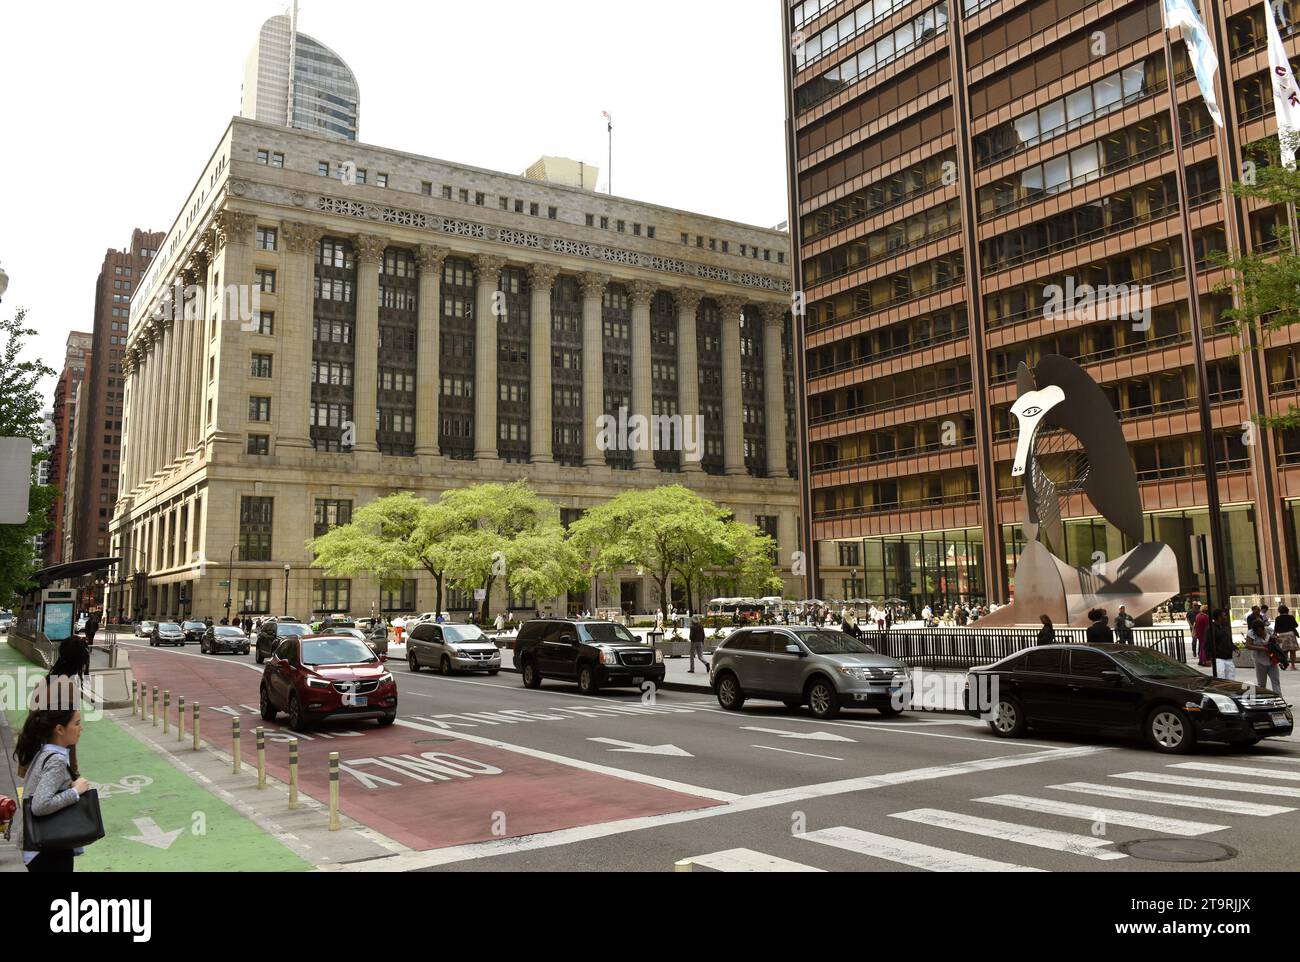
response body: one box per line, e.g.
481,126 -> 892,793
718,296 -> 745,319
675,289 -> 704,316
353,233 -> 386,264
214,209 -> 255,248
628,280 -> 658,308
527,262 -> 560,291
473,253 -> 507,279
417,244 -> 451,274
578,271 -> 610,298
758,302 -> 787,327
282,221 -> 326,255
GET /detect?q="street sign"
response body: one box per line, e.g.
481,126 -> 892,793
218,580 -> 231,588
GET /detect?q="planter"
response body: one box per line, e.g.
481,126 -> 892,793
655,639 -> 690,658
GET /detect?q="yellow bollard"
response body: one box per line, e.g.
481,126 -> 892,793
328,752 -> 340,831
162,691 -> 170,734
192,702 -> 200,751
232,717 -> 241,775
256,728 -> 266,789
151,686 -> 158,726
674,859 -> 694,872
288,739 -> 299,810
131,680 -> 137,717
177,696 -> 185,742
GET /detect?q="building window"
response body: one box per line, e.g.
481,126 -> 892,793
530,203 -> 539,216
355,169 -> 367,185
254,311 -> 274,335
313,499 -> 353,537
475,192 -> 485,206
239,496 -> 273,561
319,161 -> 331,176
647,226 -> 655,239
257,227 -> 277,251
442,185 -> 453,199
422,181 -> 433,195
459,188 -> 469,203
247,435 -> 270,455
377,173 -> 389,188
633,223 -> 641,236
312,579 -> 351,613
548,206 -> 558,220
256,269 -> 276,293
617,220 -> 625,233
256,149 -> 269,165
270,152 -> 284,168
237,579 -> 271,614
250,354 -> 273,378
586,214 -> 595,227
600,216 -> 609,229
381,579 -> 417,613
515,199 -> 525,213
248,396 -> 271,422
500,196 -> 510,210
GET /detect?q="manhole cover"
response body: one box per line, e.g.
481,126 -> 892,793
1117,838 -> 1237,863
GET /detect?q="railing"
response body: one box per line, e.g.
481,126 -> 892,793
810,379 -> 973,425
806,275 -> 965,333
807,326 -> 969,378
804,172 -> 953,244
986,265 -> 1183,330
804,223 -> 962,287
984,201 -> 1180,274
812,437 -> 976,473
989,331 -> 1189,386
814,491 -> 980,520
864,625 -> 1187,669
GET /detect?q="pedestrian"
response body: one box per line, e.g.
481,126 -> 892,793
688,616 -> 709,673
205,616 -> 214,629
13,705 -> 94,872
1193,605 -> 1211,667
494,612 -> 505,632
1086,608 -> 1114,645
1275,605 -> 1299,669
84,611 -> 100,648
1037,614 -> 1055,645
1211,609 -> 1236,680
1113,605 -> 1134,644
1245,617 -> 1282,694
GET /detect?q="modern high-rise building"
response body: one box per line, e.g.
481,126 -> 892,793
783,0 -> 1300,611
70,230 -> 162,573
240,10 -> 360,142
108,117 -> 796,623
45,333 -> 94,566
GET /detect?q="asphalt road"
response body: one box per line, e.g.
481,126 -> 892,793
116,638 -> 1300,872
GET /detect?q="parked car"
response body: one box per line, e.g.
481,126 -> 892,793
710,626 -> 910,719
514,618 -> 664,694
408,622 -> 501,675
965,643 -> 1295,754
309,613 -> 355,633
0,610 -> 13,633
182,621 -> 208,643
255,618 -> 313,664
259,633 -> 397,731
135,621 -> 156,639
150,622 -> 186,647
202,625 -> 251,656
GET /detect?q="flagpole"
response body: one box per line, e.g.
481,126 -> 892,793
608,113 -> 613,195
1160,1 -> 1231,622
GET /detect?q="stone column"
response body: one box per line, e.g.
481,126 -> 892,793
212,210 -> 256,448
760,303 -> 789,479
179,261 -> 201,456
719,297 -> 746,476
676,291 -> 704,474
144,329 -> 163,480
579,272 -> 609,467
278,223 -> 323,451
527,264 -> 559,464
473,253 -> 506,461
351,233 -> 386,454
415,245 -> 449,457
166,300 -> 185,467
122,351 -> 138,492
629,281 -> 657,470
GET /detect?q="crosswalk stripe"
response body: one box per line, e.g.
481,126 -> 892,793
1241,755 -> 1300,765
1114,771 -> 1300,797
973,794 -> 1228,836
889,808 -> 1125,860
1171,762 -> 1300,782
1049,781 -> 1296,816
686,848 -> 825,872
800,826 -> 1044,872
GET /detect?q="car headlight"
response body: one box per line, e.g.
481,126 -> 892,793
599,648 -> 619,665
1202,693 -> 1240,714
836,666 -> 871,679
654,649 -> 664,664
305,677 -> 331,689
378,672 -> 394,684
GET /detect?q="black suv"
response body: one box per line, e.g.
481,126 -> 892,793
255,617 -> 310,664
514,619 -> 664,694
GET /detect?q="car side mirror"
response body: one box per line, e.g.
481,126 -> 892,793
561,634 -> 577,645
378,654 -> 387,663
1100,670 -> 1124,686
785,644 -> 804,656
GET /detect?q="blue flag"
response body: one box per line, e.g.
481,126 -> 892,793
1163,0 -> 1225,127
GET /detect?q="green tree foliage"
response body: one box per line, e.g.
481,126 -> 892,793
0,308 -> 58,606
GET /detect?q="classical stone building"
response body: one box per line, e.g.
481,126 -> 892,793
108,117 -> 798,623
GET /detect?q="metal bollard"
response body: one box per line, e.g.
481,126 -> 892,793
177,696 -> 185,742
288,739 -> 299,809
256,728 -> 266,789
328,752 -> 340,831
151,686 -> 158,726
162,691 -> 170,734
131,680 -> 137,717
192,702 -> 200,751
674,859 -> 694,872
232,717 -> 241,774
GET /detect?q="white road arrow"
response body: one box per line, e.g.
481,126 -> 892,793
124,817 -> 185,851
740,726 -> 856,743
588,737 -> 694,757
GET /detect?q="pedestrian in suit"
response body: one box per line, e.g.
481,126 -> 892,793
1086,608 -> 1114,645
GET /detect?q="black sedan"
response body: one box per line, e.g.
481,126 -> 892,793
182,621 -> 207,643
965,644 -> 1293,754
202,625 -> 251,656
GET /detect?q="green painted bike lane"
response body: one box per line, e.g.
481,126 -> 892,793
1,640 -> 310,872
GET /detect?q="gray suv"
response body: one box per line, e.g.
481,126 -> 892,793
710,626 -> 911,719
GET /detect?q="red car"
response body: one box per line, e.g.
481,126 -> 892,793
260,633 -> 397,731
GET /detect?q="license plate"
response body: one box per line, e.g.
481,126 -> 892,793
632,677 -> 644,685
1272,712 -> 1289,726
350,696 -> 368,707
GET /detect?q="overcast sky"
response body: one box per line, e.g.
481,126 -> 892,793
0,0 -> 789,407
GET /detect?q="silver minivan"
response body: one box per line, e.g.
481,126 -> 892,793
407,622 -> 502,675
711,626 -> 911,719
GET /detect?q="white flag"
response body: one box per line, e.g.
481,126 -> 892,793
1163,0 -> 1225,128
1266,0 -> 1300,168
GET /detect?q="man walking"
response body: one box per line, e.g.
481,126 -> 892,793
1114,606 -> 1134,644
84,610 -> 100,647
1211,609 -> 1236,680
688,616 -> 708,673
1245,616 -> 1282,694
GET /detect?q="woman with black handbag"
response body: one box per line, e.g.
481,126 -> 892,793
13,706 -> 100,872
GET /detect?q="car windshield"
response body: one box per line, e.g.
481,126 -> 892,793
159,623 -> 181,631
216,627 -> 245,637
301,637 -> 378,666
278,623 -> 310,637
1110,648 -> 1204,679
184,622 -> 204,629
443,625 -> 486,643
583,623 -> 638,645
794,630 -> 875,655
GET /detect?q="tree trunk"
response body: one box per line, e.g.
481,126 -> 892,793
479,574 -> 495,624
434,572 -> 444,614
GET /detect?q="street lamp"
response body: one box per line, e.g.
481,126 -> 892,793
0,264 -> 8,303
224,545 -> 236,623
283,563 -> 291,617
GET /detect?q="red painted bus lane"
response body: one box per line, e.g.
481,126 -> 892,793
126,650 -> 722,851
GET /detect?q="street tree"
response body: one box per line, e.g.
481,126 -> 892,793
0,308 -> 58,606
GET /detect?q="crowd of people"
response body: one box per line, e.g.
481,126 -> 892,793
1186,601 -> 1298,689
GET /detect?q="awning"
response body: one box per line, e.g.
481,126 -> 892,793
29,557 -> 122,589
